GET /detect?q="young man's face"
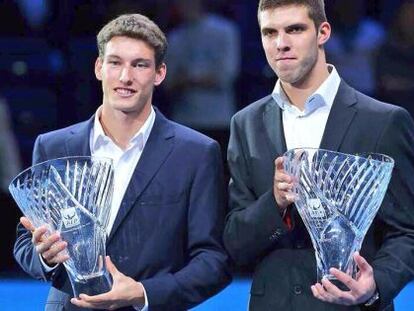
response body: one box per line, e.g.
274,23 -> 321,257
259,5 -> 329,86
95,36 -> 166,116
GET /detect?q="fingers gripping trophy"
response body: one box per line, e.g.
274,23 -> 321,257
9,156 -> 114,297
283,148 -> 394,285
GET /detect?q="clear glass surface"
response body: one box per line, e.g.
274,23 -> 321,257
283,148 -> 394,282
9,156 -> 114,297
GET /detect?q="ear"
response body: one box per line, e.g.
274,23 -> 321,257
95,57 -> 103,81
154,63 -> 167,86
317,21 -> 331,46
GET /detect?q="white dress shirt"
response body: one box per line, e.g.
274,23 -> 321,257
271,65 -> 341,150
89,105 -> 155,311
90,106 -> 155,236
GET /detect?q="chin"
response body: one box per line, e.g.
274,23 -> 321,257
119,105 -> 142,113
278,69 -> 305,84
278,75 -> 296,84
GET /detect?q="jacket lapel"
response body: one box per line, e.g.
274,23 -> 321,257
107,110 -> 175,242
64,116 -> 94,157
263,98 -> 287,157
319,81 -> 357,151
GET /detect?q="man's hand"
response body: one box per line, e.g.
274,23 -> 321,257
311,252 -> 377,306
273,157 -> 295,211
71,256 -> 145,310
20,217 -> 69,266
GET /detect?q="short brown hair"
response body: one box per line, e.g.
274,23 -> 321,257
258,0 -> 327,28
97,14 -> 167,68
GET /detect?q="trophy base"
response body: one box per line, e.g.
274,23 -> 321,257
70,272 -> 112,298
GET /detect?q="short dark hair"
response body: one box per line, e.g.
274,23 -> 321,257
97,14 -> 167,68
258,0 -> 327,28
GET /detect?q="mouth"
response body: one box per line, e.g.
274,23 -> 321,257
276,57 -> 296,62
114,87 -> 137,97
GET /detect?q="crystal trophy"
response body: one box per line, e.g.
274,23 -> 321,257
9,156 -> 114,297
283,148 -> 394,283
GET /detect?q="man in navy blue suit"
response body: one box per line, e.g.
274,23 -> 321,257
14,13 -> 231,310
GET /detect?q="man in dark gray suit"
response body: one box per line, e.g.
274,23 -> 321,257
224,0 -> 414,310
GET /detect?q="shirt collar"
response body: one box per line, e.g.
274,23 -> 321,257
271,64 -> 341,116
91,105 -> 156,152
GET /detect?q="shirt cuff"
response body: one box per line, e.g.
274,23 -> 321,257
133,282 -> 148,311
38,253 -> 58,272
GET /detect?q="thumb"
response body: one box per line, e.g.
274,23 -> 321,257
354,252 -> 372,274
105,256 -> 120,277
275,157 -> 284,170
20,217 -> 35,232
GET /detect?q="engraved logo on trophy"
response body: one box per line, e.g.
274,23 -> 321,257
307,198 -> 325,218
61,208 -> 81,228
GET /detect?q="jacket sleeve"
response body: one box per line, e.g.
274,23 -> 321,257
223,115 -> 289,266
372,107 -> 414,310
141,141 -> 231,310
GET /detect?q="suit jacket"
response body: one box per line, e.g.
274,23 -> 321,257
14,109 -> 231,311
224,81 -> 414,311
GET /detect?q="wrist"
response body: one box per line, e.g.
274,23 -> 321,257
274,195 -> 288,214
38,253 -> 58,272
364,290 -> 379,307
41,255 -> 54,267
132,282 -> 146,307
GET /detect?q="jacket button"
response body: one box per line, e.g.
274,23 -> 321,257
293,285 -> 303,295
295,241 -> 304,249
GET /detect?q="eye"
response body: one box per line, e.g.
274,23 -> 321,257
262,28 -> 276,37
108,60 -> 120,66
287,25 -> 305,34
134,62 -> 148,68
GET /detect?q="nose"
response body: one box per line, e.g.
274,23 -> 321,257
276,33 -> 290,51
119,66 -> 133,84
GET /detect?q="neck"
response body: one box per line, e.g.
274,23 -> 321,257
281,56 -> 329,111
100,104 -> 152,150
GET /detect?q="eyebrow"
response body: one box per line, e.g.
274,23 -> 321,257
105,55 -> 152,63
261,22 -> 308,33
106,54 -> 121,59
286,23 -> 308,30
